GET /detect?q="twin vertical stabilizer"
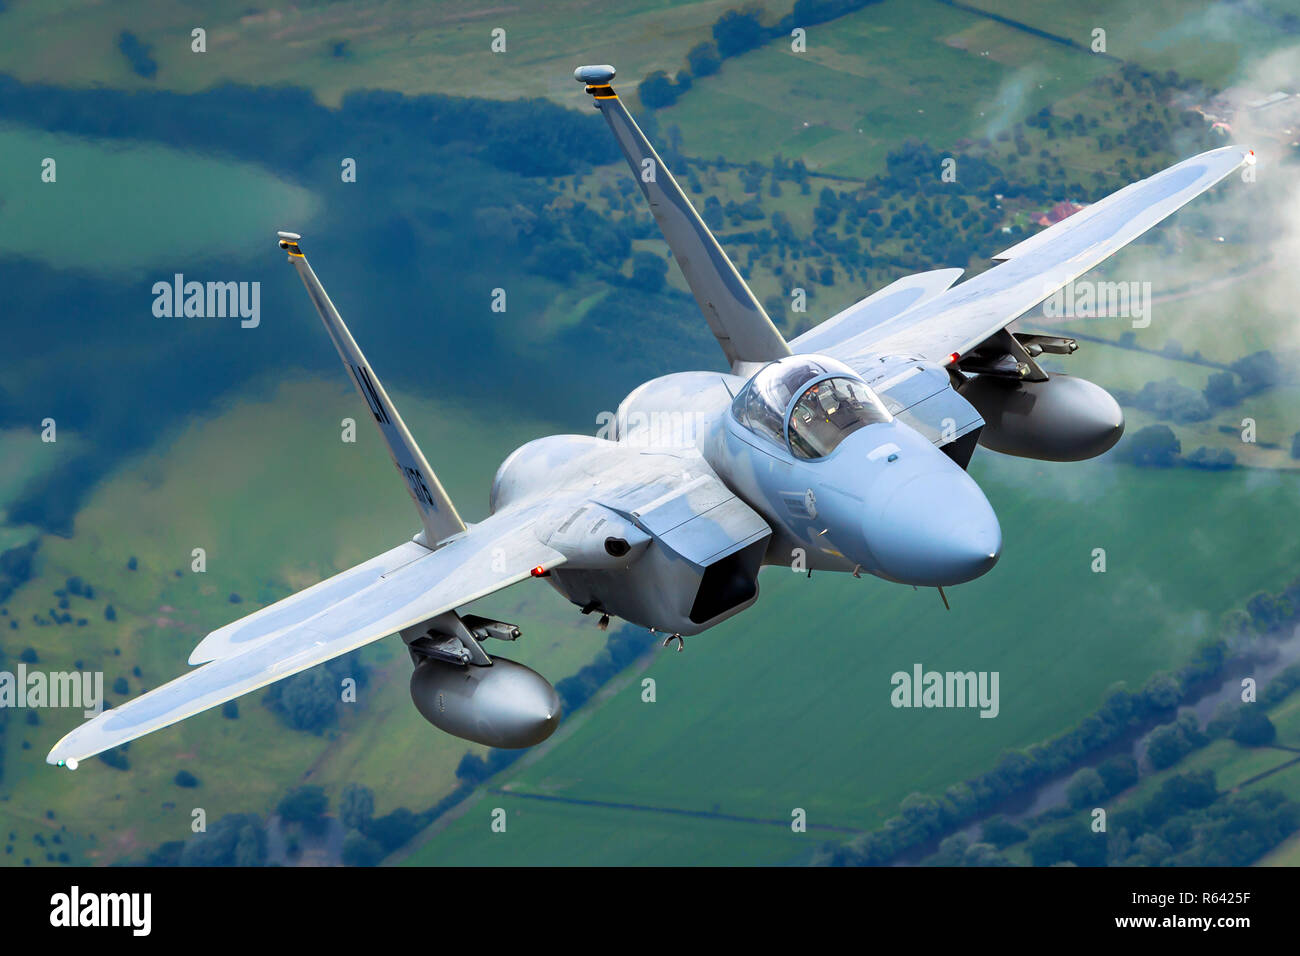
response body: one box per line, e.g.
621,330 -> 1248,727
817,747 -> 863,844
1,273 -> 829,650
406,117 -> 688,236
575,66 -> 790,373
277,232 -> 466,548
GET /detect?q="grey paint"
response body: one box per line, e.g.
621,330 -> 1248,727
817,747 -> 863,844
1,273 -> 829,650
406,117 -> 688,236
45,76 -> 1250,769
958,374 -> 1125,461
411,655 -> 560,749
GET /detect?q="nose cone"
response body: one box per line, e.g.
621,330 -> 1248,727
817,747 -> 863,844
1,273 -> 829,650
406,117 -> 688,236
866,471 -> 1001,586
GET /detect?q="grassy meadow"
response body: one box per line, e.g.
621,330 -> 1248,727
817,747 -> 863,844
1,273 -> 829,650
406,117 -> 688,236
404,461 -> 1300,865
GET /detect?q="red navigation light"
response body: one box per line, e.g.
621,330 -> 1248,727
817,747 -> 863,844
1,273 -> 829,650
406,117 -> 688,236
947,352 -> 960,365
530,565 -> 548,577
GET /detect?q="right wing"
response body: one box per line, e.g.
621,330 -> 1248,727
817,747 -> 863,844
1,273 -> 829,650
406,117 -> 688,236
47,509 -> 564,767
799,146 -> 1253,366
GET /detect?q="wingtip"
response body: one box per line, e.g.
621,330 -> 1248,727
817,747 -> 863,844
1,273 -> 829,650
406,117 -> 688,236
277,231 -> 304,256
46,736 -> 79,769
574,64 -> 616,85
1214,145 -> 1255,165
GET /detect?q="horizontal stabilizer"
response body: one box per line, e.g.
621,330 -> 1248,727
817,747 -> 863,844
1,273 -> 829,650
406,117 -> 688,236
792,268 -> 964,354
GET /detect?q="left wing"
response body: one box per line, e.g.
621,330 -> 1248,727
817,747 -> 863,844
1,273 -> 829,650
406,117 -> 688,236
47,509 -> 563,768
804,146 -> 1253,366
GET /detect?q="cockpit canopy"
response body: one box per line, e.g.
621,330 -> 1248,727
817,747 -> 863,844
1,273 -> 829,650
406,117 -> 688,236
731,354 -> 892,459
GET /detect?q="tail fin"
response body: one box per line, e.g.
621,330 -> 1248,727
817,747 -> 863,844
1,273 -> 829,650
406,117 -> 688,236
576,65 -> 790,373
277,232 -> 466,549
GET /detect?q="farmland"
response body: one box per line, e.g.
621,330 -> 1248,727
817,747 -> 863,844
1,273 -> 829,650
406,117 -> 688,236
2,0 -> 1297,868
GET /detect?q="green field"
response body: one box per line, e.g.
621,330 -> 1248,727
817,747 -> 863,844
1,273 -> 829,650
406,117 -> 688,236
3,0 -> 1297,868
972,0 -> 1297,87
408,793 -> 811,866
653,0 -> 1119,177
0,123 -> 319,275
0,0 -> 770,105
405,461 -> 1300,865
5,0 -> 1284,104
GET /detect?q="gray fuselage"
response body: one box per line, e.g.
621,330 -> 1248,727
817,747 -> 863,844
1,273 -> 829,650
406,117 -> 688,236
490,356 -> 1001,638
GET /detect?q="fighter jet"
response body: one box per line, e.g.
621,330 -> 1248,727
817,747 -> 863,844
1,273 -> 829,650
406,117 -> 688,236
47,64 -> 1253,767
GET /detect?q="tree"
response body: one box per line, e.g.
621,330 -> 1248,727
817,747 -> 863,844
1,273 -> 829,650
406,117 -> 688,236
1121,425 -> 1180,467
1146,769 -> 1217,825
1097,754 -> 1139,795
526,239 -> 584,280
898,792 -> 949,837
1230,708 -> 1276,747
277,785 -> 329,835
98,745 -> 129,771
340,783 -> 376,831
1146,712 -> 1205,770
981,816 -> 1028,848
1066,767 -> 1108,809
1245,591 -> 1293,632
117,32 -> 157,80
687,41 -> 722,77
629,251 -> 668,292
1203,371 -> 1239,408
181,813 -> 262,866
365,807 -> 423,853
455,752 -> 490,785
1141,671 -> 1184,712
638,71 -> 681,109
234,824 -> 264,866
1146,724 -> 1190,769
1133,378 -> 1209,423
1184,789 -> 1299,866
270,667 -> 337,733
712,9 -> 767,58
702,195 -> 725,231
1131,832 -> 1172,865
1028,820 -> 1106,866
1231,350 -> 1280,395
1185,446 -> 1235,470
342,829 -> 384,867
